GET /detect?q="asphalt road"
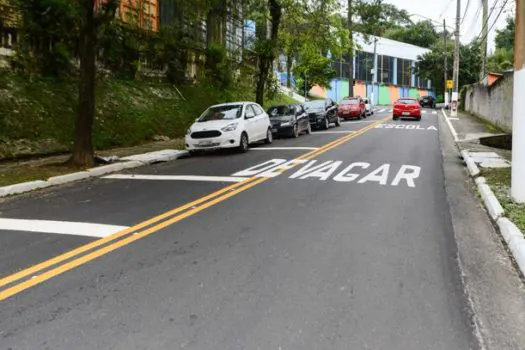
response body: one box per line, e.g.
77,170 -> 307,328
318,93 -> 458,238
0,108 -> 481,349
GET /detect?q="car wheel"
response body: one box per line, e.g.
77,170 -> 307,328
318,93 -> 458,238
291,124 -> 299,138
238,133 -> 249,153
323,117 -> 329,130
416,116 -> 422,121
393,115 -> 399,120
335,116 -> 341,127
264,128 -> 273,144
305,123 -> 312,134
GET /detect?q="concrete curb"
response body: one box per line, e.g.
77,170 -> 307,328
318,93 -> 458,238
498,218 -> 525,276
477,183 -> 505,220
0,149 -> 188,198
461,150 -> 481,177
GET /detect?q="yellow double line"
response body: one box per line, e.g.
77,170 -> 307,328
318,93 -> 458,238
0,117 -> 387,301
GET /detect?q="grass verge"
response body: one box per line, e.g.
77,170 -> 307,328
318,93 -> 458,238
482,167 -> 525,234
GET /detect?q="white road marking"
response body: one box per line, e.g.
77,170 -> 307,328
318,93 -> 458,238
422,110 -> 427,114
0,218 -> 128,238
251,147 -> 319,150
442,108 -> 459,141
342,120 -> 377,124
388,109 -> 393,112
376,124 -> 438,131
103,174 -> 247,182
449,117 -> 459,120
432,111 -> 438,115
377,109 -> 386,113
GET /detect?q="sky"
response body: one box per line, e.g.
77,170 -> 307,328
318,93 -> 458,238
384,0 -> 516,52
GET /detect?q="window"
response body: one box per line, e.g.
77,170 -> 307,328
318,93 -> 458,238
355,51 -> 374,82
199,105 -> 243,121
378,55 -> 394,84
245,105 -> 256,118
252,104 -> 264,115
397,59 -> 413,87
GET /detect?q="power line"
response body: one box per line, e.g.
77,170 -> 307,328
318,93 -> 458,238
461,0 -> 471,25
475,0 -> 501,40
466,2 -> 483,35
477,0 -> 511,43
439,0 -> 456,19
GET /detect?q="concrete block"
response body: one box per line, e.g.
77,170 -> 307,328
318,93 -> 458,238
508,235 -> 525,278
475,177 -> 486,185
478,183 -> 505,220
0,180 -> 50,197
88,163 -> 126,177
48,171 -> 91,186
462,150 -> 480,177
497,218 -> 523,244
119,161 -> 144,170
122,150 -> 186,164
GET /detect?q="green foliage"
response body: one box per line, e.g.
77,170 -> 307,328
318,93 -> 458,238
205,43 -> 233,89
353,0 -> 412,37
487,48 -> 514,73
495,16 -> 515,51
383,20 -> 440,49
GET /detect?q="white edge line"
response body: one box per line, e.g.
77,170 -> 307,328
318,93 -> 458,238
313,131 -> 355,134
442,108 -> 459,142
0,218 -> 128,238
102,174 -> 247,182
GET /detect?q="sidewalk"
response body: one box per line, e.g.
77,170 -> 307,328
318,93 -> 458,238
443,108 -> 525,273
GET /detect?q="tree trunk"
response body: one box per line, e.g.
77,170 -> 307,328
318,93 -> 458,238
69,0 -> 96,168
255,0 -> 282,106
348,0 -> 354,96
286,54 -> 293,88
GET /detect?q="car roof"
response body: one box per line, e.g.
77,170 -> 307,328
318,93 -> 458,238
210,102 -> 256,108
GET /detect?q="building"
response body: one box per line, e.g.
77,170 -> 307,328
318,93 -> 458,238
96,0 -> 159,31
306,33 -> 434,105
0,0 -> 20,51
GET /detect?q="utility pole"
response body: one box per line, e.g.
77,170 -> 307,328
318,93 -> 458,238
512,0 -> 525,202
480,0 -> 489,80
371,37 -> 378,105
451,0 -> 461,117
453,0 -> 461,93
444,19 -> 449,107
348,0 -> 354,97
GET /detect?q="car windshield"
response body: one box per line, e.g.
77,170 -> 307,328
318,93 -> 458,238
304,101 -> 325,109
268,105 -> 294,117
198,105 -> 243,122
397,99 -> 417,104
340,99 -> 359,105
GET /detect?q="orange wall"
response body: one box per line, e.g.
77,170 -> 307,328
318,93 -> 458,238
119,0 -> 159,32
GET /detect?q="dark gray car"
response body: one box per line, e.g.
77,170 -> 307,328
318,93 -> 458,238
268,104 -> 311,138
304,99 -> 341,130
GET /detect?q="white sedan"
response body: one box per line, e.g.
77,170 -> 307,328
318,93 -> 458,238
185,102 -> 273,153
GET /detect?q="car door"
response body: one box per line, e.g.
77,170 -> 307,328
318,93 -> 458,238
297,105 -> 308,131
326,99 -> 337,122
251,103 -> 268,141
244,104 -> 258,142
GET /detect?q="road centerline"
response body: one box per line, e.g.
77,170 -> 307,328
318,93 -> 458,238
0,117 -> 388,301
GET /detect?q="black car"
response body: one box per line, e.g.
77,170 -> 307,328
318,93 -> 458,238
419,96 -> 436,108
268,104 -> 311,138
303,99 -> 341,130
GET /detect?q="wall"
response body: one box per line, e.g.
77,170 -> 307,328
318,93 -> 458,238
311,79 -> 435,105
464,73 -> 514,132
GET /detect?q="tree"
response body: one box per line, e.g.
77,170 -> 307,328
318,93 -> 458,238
69,0 -> 118,167
495,16 -> 515,51
383,20 -> 439,49
353,0 -> 411,37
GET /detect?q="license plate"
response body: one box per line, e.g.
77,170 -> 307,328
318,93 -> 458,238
198,140 -> 214,146
402,112 -> 410,116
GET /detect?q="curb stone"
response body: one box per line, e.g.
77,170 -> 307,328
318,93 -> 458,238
477,183 -> 505,220
0,149 -> 188,198
461,150 -> 481,177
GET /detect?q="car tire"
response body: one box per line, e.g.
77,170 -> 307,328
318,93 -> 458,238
323,117 -> 329,130
238,133 -> 249,153
264,128 -> 273,144
291,124 -> 299,138
305,123 -> 312,134
416,116 -> 422,121
335,116 -> 341,127
393,115 -> 399,120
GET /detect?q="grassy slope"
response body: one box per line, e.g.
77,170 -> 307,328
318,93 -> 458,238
482,168 -> 525,234
0,70 -> 297,158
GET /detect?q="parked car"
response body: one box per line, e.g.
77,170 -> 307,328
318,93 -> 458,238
268,104 -> 310,138
393,98 -> 422,121
419,95 -> 436,108
304,99 -> 341,129
337,98 -> 366,120
363,98 -> 373,115
185,102 -> 272,153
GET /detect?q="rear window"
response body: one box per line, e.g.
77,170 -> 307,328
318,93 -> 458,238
268,105 -> 294,117
397,99 -> 417,104
340,99 -> 359,104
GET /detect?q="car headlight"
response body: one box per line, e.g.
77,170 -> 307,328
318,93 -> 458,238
281,121 -> 292,127
221,122 -> 238,132
186,128 -> 192,135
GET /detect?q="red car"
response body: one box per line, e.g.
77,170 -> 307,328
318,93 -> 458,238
393,98 -> 422,121
338,98 -> 366,120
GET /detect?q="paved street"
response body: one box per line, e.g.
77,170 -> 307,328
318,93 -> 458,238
0,108 -> 481,349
